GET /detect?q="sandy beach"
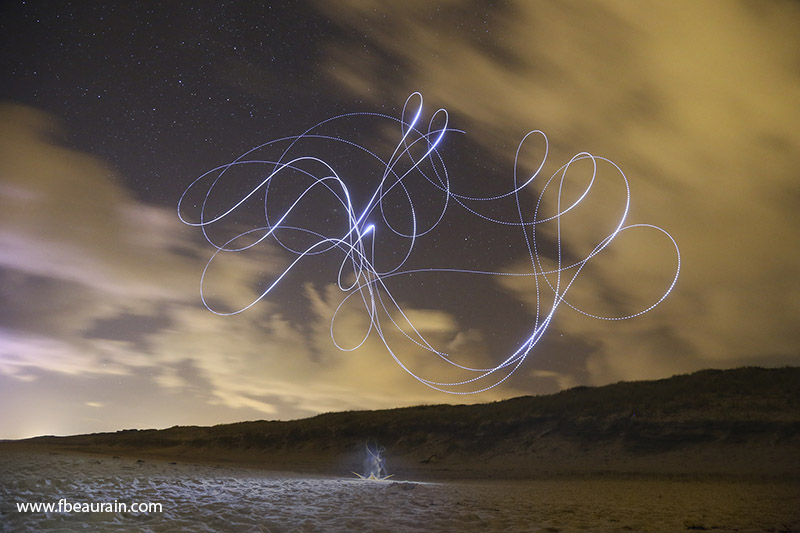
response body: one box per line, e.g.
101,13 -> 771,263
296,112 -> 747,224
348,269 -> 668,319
2,447 -> 799,532
4,369 -> 799,531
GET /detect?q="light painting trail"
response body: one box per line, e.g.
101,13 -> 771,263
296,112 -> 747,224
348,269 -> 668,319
354,443 -> 392,481
178,94 -> 680,394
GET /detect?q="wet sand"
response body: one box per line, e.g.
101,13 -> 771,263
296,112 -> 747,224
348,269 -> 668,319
2,448 -> 798,532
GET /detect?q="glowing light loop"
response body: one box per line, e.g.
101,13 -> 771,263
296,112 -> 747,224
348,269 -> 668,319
178,93 -> 680,394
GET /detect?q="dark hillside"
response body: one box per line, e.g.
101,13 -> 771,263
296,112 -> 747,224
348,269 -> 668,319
9,367 -> 800,479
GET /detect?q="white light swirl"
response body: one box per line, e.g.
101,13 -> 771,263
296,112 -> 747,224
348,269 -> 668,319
178,93 -> 680,394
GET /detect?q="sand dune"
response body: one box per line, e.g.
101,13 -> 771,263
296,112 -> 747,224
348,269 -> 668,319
6,367 -> 799,480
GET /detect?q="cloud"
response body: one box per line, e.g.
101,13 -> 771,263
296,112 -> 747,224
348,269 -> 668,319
141,281 -> 518,420
301,282 -> 521,405
0,103 -> 519,439
319,0 -> 800,384
0,105 -> 201,385
529,369 -> 579,391
0,104 -> 308,431
0,104 -> 195,304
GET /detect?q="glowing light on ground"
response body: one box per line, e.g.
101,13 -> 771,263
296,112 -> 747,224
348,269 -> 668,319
353,443 -> 392,481
178,93 -> 680,394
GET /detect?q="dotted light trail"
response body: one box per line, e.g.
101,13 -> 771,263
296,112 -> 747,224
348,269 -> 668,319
178,94 -> 680,394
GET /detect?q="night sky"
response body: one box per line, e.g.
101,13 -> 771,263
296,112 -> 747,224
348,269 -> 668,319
2,1 -> 799,440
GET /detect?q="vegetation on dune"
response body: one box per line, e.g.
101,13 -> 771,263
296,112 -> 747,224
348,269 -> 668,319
25,367 -> 800,459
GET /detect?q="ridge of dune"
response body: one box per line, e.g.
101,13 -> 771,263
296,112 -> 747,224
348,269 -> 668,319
5,367 -> 799,480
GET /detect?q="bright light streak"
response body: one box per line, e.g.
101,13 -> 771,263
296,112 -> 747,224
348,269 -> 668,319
178,94 -> 680,394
